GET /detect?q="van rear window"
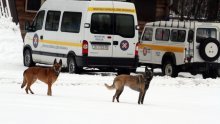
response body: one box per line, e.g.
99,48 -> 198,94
61,12 -> 82,33
91,13 -> 135,38
196,28 -> 217,43
91,14 -> 113,34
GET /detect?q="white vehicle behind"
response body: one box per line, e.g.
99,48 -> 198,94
139,21 -> 220,78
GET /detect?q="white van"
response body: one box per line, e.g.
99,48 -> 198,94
23,0 -> 139,74
139,21 -> 220,79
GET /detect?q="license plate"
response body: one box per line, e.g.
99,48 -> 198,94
92,45 -> 109,50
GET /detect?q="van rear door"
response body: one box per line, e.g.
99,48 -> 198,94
113,2 -> 138,58
87,13 -> 114,57
112,13 -> 137,58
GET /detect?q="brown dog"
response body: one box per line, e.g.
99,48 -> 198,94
21,59 -> 62,96
105,68 -> 153,104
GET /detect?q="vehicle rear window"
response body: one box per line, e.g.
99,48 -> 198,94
91,14 -> 113,34
196,28 -> 217,42
45,11 -> 61,31
61,12 -> 82,33
155,28 -> 170,41
115,14 -> 134,38
91,13 -> 135,38
171,29 -> 186,42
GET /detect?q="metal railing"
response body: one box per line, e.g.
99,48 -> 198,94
0,0 -> 11,18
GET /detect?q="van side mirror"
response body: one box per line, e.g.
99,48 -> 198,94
84,23 -> 90,28
135,25 -> 140,30
188,30 -> 194,43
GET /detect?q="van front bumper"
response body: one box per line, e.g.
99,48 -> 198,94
75,56 -> 139,70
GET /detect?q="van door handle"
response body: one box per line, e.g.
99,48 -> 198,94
40,35 -> 43,40
113,41 -> 118,45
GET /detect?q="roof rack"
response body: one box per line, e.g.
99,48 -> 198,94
146,20 -> 196,29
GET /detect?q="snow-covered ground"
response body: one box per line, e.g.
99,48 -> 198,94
0,18 -> 220,124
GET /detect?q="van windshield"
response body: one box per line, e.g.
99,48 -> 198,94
91,13 -> 135,38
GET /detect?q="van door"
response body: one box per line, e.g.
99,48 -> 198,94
139,27 -> 154,63
27,10 -> 45,62
86,13 -> 114,57
40,10 -> 61,64
112,14 -> 136,59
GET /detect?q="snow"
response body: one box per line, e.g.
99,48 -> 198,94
0,18 -> 220,124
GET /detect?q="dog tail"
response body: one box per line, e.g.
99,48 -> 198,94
21,71 -> 27,88
104,83 -> 115,90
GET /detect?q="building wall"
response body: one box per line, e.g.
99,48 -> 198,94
15,0 -> 36,37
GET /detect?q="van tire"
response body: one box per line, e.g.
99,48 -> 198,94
67,57 -> 81,74
23,49 -> 35,67
162,60 -> 178,77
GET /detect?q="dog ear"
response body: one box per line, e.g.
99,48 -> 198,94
54,59 -> 57,64
59,59 -> 62,65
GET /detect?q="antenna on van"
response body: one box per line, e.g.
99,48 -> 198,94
165,21 -> 167,27
159,20 -> 161,27
153,22 -> 155,26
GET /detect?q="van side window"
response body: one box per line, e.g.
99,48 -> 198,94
45,11 -> 61,31
196,28 -> 217,43
32,10 -> 45,31
142,28 -> 153,41
171,29 -> 186,42
91,14 -> 113,34
61,12 -> 82,33
155,28 -> 170,41
115,14 -> 134,38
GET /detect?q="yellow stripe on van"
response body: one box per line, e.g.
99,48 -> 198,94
88,7 -> 136,13
139,44 -> 185,53
40,40 -> 82,47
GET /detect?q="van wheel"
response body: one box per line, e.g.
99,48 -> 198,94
23,49 -> 35,67
162,61 -> 178,77
68,57 -> 81,74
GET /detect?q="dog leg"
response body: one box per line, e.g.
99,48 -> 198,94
25,87 -> 29,94
113,90 -> 121,102
138,91 -> 144,104
141,91 -> 146,104
116,88 -> 124,102
47,83 -> 52,96
28,79 -> 36,94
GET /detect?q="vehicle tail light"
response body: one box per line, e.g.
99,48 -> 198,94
82,40 -> 88,56
135,43 -> 139,56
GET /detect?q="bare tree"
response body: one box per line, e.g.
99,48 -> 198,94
170,0 -> 219,21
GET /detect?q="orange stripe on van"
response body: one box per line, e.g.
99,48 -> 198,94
88,7 -> 136,13
139,44 -> 185,53
40,40 -> 82,47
